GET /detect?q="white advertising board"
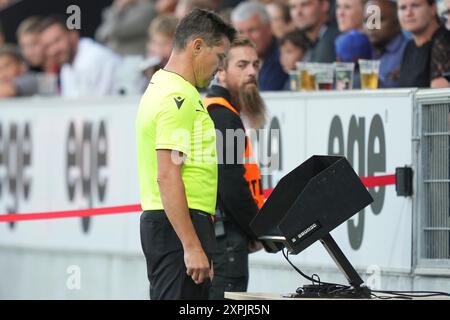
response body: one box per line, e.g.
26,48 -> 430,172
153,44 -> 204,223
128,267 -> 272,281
0,90 -> 415,271
252,90 -> 414,271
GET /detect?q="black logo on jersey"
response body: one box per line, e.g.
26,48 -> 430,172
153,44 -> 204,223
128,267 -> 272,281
174,96 -> 185,109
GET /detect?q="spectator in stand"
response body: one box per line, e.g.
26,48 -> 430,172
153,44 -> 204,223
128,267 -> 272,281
398,0 -> 450,88
335,30 -> 372,88
0,45 -> 26,97
232,1 -> 288,90
266,1 -> 295,38
39,15 -> 121,97
336,0 -> 364,32
334,0 -> 372,87
443,0 -> 450,30
279,29 -> 310,89
95,0 -> 155,56
0,44 -> 45,98
363,0 -> 408,88
16,16 -> 59,75
174,0 -> 217,19
155,0 -> 179,15
16,16 -> 45,72
142,15 -> 179,79
289,0 -> 340,62
335,29 -> 371,62
0,0 -> 11,10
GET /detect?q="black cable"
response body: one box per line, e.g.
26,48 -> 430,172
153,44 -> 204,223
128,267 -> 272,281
370,292 -> 411,300
282,248 -> 350,289
372,290 -> 450,298
311,273 -> 321,285
281,248 -> 450,299
371,292 -> 435,299
388,293 -> 448,298
282,248 -> 318,284
373,290 -> 450,296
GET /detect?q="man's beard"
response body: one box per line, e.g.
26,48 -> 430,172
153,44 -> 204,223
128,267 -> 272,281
238,82 -> 267,129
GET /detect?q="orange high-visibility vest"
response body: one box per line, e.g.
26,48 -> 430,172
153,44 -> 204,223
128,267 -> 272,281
205,97 -> 264,209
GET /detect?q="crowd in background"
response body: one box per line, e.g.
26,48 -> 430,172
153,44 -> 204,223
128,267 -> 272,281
0,0 -> 449,99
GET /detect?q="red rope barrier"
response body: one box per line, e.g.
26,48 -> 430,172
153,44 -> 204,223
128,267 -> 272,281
0,174 -> 396,222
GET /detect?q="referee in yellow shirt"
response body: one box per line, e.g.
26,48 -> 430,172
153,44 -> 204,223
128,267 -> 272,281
136,9 -> 236,300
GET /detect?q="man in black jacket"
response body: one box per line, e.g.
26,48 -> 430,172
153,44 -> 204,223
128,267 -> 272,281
205,37 -> 266,300
398,0 -> 450,88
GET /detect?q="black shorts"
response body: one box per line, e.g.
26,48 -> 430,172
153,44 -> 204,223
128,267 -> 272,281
140,209 -> 216,300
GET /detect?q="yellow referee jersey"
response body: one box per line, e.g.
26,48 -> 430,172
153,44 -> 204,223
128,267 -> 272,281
136,69 -> 218,214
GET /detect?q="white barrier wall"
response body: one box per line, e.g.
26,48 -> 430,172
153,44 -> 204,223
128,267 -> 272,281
252,90 -> 414,275
0,97 -> 142,254
0,90 -> 431,299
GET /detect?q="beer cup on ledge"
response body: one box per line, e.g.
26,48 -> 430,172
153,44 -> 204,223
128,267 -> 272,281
358,59 -> 380,89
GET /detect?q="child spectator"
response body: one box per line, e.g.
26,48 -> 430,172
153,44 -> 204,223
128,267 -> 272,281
142,15 -> 179,79
0,44 -> 45,98
279,29 -> 310,89
17,16 -> 49,73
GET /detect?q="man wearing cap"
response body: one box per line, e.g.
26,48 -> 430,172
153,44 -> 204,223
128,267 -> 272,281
335,30 -> 372,88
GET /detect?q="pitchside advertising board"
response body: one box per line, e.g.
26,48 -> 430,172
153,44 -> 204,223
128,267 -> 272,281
0,97 -> 141,253
0,90 -> 414,271
254,91 -> 414,272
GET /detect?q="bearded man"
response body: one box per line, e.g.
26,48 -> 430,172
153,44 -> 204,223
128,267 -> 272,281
205,37 -> 267,300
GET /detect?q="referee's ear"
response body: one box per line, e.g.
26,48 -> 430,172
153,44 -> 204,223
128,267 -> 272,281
191,38 -> 206,57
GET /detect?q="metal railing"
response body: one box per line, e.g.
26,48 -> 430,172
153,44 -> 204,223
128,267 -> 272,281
415,90 -> 450,268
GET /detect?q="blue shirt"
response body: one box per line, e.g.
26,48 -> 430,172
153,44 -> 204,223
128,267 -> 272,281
372,33 -> 408,88
259,37 -> 288,91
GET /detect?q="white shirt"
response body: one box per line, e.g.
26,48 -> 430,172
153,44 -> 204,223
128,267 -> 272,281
60,38 -> 121,97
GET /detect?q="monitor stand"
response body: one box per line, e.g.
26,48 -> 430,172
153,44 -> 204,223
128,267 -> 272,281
294,233 -> 372,299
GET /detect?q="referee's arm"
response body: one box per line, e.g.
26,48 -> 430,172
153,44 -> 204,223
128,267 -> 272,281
157,149 -> 213,285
